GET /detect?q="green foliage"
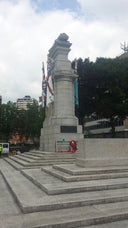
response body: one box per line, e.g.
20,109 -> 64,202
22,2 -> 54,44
76,57 -> 128,135
26,101 -> 44,137
0,101 -> 45,142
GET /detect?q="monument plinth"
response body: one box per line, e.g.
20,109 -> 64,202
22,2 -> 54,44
40,33 -> 83,152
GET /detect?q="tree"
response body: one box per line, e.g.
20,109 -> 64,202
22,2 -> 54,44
0,101 -> 45,142
76,57 -> 128,136
0,102 -> 18,141
26,101 -> 44,139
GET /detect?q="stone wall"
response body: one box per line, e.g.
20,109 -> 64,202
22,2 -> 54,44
77,138 -> 128,167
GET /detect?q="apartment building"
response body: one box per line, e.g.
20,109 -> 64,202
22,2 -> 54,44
17,95 -> 35,110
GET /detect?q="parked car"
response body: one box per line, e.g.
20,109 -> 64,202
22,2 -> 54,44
0,143 -> 9,156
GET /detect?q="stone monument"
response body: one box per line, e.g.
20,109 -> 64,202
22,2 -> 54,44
40,33 -> 83,152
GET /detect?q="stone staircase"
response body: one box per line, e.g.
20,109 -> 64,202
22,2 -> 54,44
1,150 -> 128,227
5,150 -> 76,168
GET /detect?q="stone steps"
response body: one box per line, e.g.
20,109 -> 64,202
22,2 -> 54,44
27,150 -> 76,158
8,153 -> 75,169
4,157 -> 41,170
25,152 -> 46,157
4,157 -> 23,170
9,155 -> 29,166
37,156 -> 75,160
28,150 -> 51,155
23,202 -> 128,228
25,153 -> 76,160
41,165 -> 128,182
31,158 -> 75,163
53,163 -> 128,175
21,168 -> 128,195
21,153 -> 41,159
9,152 -> 75,167
27,150 -> 73,156
2,159 -> 128,218
0,160 -> 47,213
2,153 -> 128,226
14,154 -> 35,162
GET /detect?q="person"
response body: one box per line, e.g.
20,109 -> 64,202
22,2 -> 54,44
0,144 -> 2,157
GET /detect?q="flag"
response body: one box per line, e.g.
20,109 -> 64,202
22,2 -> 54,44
46,56 -> 54,106
42,62 -> 47,108
74,59 -> 79,106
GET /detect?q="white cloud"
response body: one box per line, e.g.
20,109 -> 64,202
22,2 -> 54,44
0,0 -> 128,103
77,0 -> 128,23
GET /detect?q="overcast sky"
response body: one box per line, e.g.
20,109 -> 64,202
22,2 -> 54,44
0,0 -> 128,103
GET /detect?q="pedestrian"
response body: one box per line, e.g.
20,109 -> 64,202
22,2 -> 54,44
0,144 -> 2,157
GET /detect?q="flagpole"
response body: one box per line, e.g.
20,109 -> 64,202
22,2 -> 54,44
42,62 -> 47,115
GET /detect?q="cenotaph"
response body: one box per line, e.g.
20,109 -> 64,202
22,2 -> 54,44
40,33 -> 83,152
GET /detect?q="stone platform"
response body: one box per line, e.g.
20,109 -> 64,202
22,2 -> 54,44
1,151 -> 128,227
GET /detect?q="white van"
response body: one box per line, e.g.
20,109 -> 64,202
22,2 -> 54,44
0,143 -> 9,156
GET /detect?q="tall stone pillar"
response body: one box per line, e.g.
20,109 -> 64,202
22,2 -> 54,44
40,33 -> 83,152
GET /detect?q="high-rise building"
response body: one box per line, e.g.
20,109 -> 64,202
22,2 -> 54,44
17,95 -> 36,110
